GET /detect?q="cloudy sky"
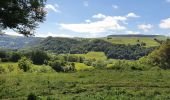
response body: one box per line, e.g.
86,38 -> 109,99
5,0 -> 170,38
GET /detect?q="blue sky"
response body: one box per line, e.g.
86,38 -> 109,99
5,0 -> 170,37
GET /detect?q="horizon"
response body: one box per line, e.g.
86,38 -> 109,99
4,0 -> 170,38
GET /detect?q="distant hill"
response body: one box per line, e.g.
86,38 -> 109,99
35,37 -> 155,60
107,34 -> 165,38
0,34 -> 43,49
104,34 -> 166,47
0,34 -> 166,50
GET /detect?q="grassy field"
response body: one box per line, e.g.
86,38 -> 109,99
74,63 -> 94,71
0,62 -> 54,74
103,37 -> 161,47
0,61 -> 95,73
75,52 -> 107,61
1,51 -> 169,99
1,69 -> 170,99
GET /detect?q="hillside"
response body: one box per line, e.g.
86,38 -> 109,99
36,37 -> 155,60
105,34 -> 166,47
0,34 -> 43,49
0,34 -> 164,49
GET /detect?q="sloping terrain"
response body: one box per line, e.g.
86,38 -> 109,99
0,34 -> 43,49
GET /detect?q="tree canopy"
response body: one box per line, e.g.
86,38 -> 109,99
0,0 -> 46,36
148,39 -> 170,69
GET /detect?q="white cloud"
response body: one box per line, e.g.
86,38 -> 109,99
92,13 -> 127,21
112,5 -> 118,9
60,13 -> 140,34
83,1 -> 89,7
138,24 -> 153,32
4,31 -> 23,36
126,12 -> 140,18
126,31 -> 140,35
60,14 -> 129,34
35,32 -> 72,37
45,4 -> 60,13
85,19 -> 91,23
159,17 -> 170,29
92,13 -> 106,19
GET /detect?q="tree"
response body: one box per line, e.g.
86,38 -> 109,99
148,39 -> 170,69
0,0 -> 46,36
10,52 -> 21,62
18,57 -> 32,72
48,60 -> 65,72
30,50 -> 49,65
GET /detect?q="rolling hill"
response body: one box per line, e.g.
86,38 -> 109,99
0,34 -> 43,49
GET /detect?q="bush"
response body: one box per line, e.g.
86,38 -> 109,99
147,39 -> 170,69
30,50 -> 49,65
48,60 -> 65,72
18,57 -> 32,72
1,58 -> 9,62
107,60 -> 148,71
92,60 -> 107,68
0,50 -> 7,58
10,52 -> 21,62
84,59 -> 93,66
110,60 -> 127,71
128,62 -> 144,71
63,62 -> 76,72
0,66 -> 7,74
27,93 -> 38,100
29,65 -> 54,73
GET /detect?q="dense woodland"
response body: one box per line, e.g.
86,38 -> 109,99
37,37 -> 155,60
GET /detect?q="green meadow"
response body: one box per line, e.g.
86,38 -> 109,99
103,37 -> 161,47
1,69 -> 170,99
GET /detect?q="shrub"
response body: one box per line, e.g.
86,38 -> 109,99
109,60 -> 126,71
0,50 -> 7,58
63,62 -> 76,72
18,57 -> 32,72
0,66 -> 7,74
7,65 -> 15,72
27,93 -> 38,100
30,50 -> 49,65
84,59 -> 93,66
92,60 -> 107,68
29,65 -> 54,73
107,60 -> 148,71
1,58 -> 9,62
147,39 -> 170,69
48,60 -> 65,72
10,52 -> 21,62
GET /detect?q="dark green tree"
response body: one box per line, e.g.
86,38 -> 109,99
30,50 -> 49,65
148,39 -> 170,69
10,52 -> 21,62
0,0 -> 46,36
48,60 -> 65,72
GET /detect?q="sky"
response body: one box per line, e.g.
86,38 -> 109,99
4,0 -> 170,38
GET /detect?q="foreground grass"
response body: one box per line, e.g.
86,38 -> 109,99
1,69 -> 170,99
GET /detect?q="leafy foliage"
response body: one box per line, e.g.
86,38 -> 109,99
0,0 -> 46,36
18,57 -> 32,72
29,50 -> 49,65
9,52 -> 21,62
38,37 -> 155,60
147,39 -> 170,69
